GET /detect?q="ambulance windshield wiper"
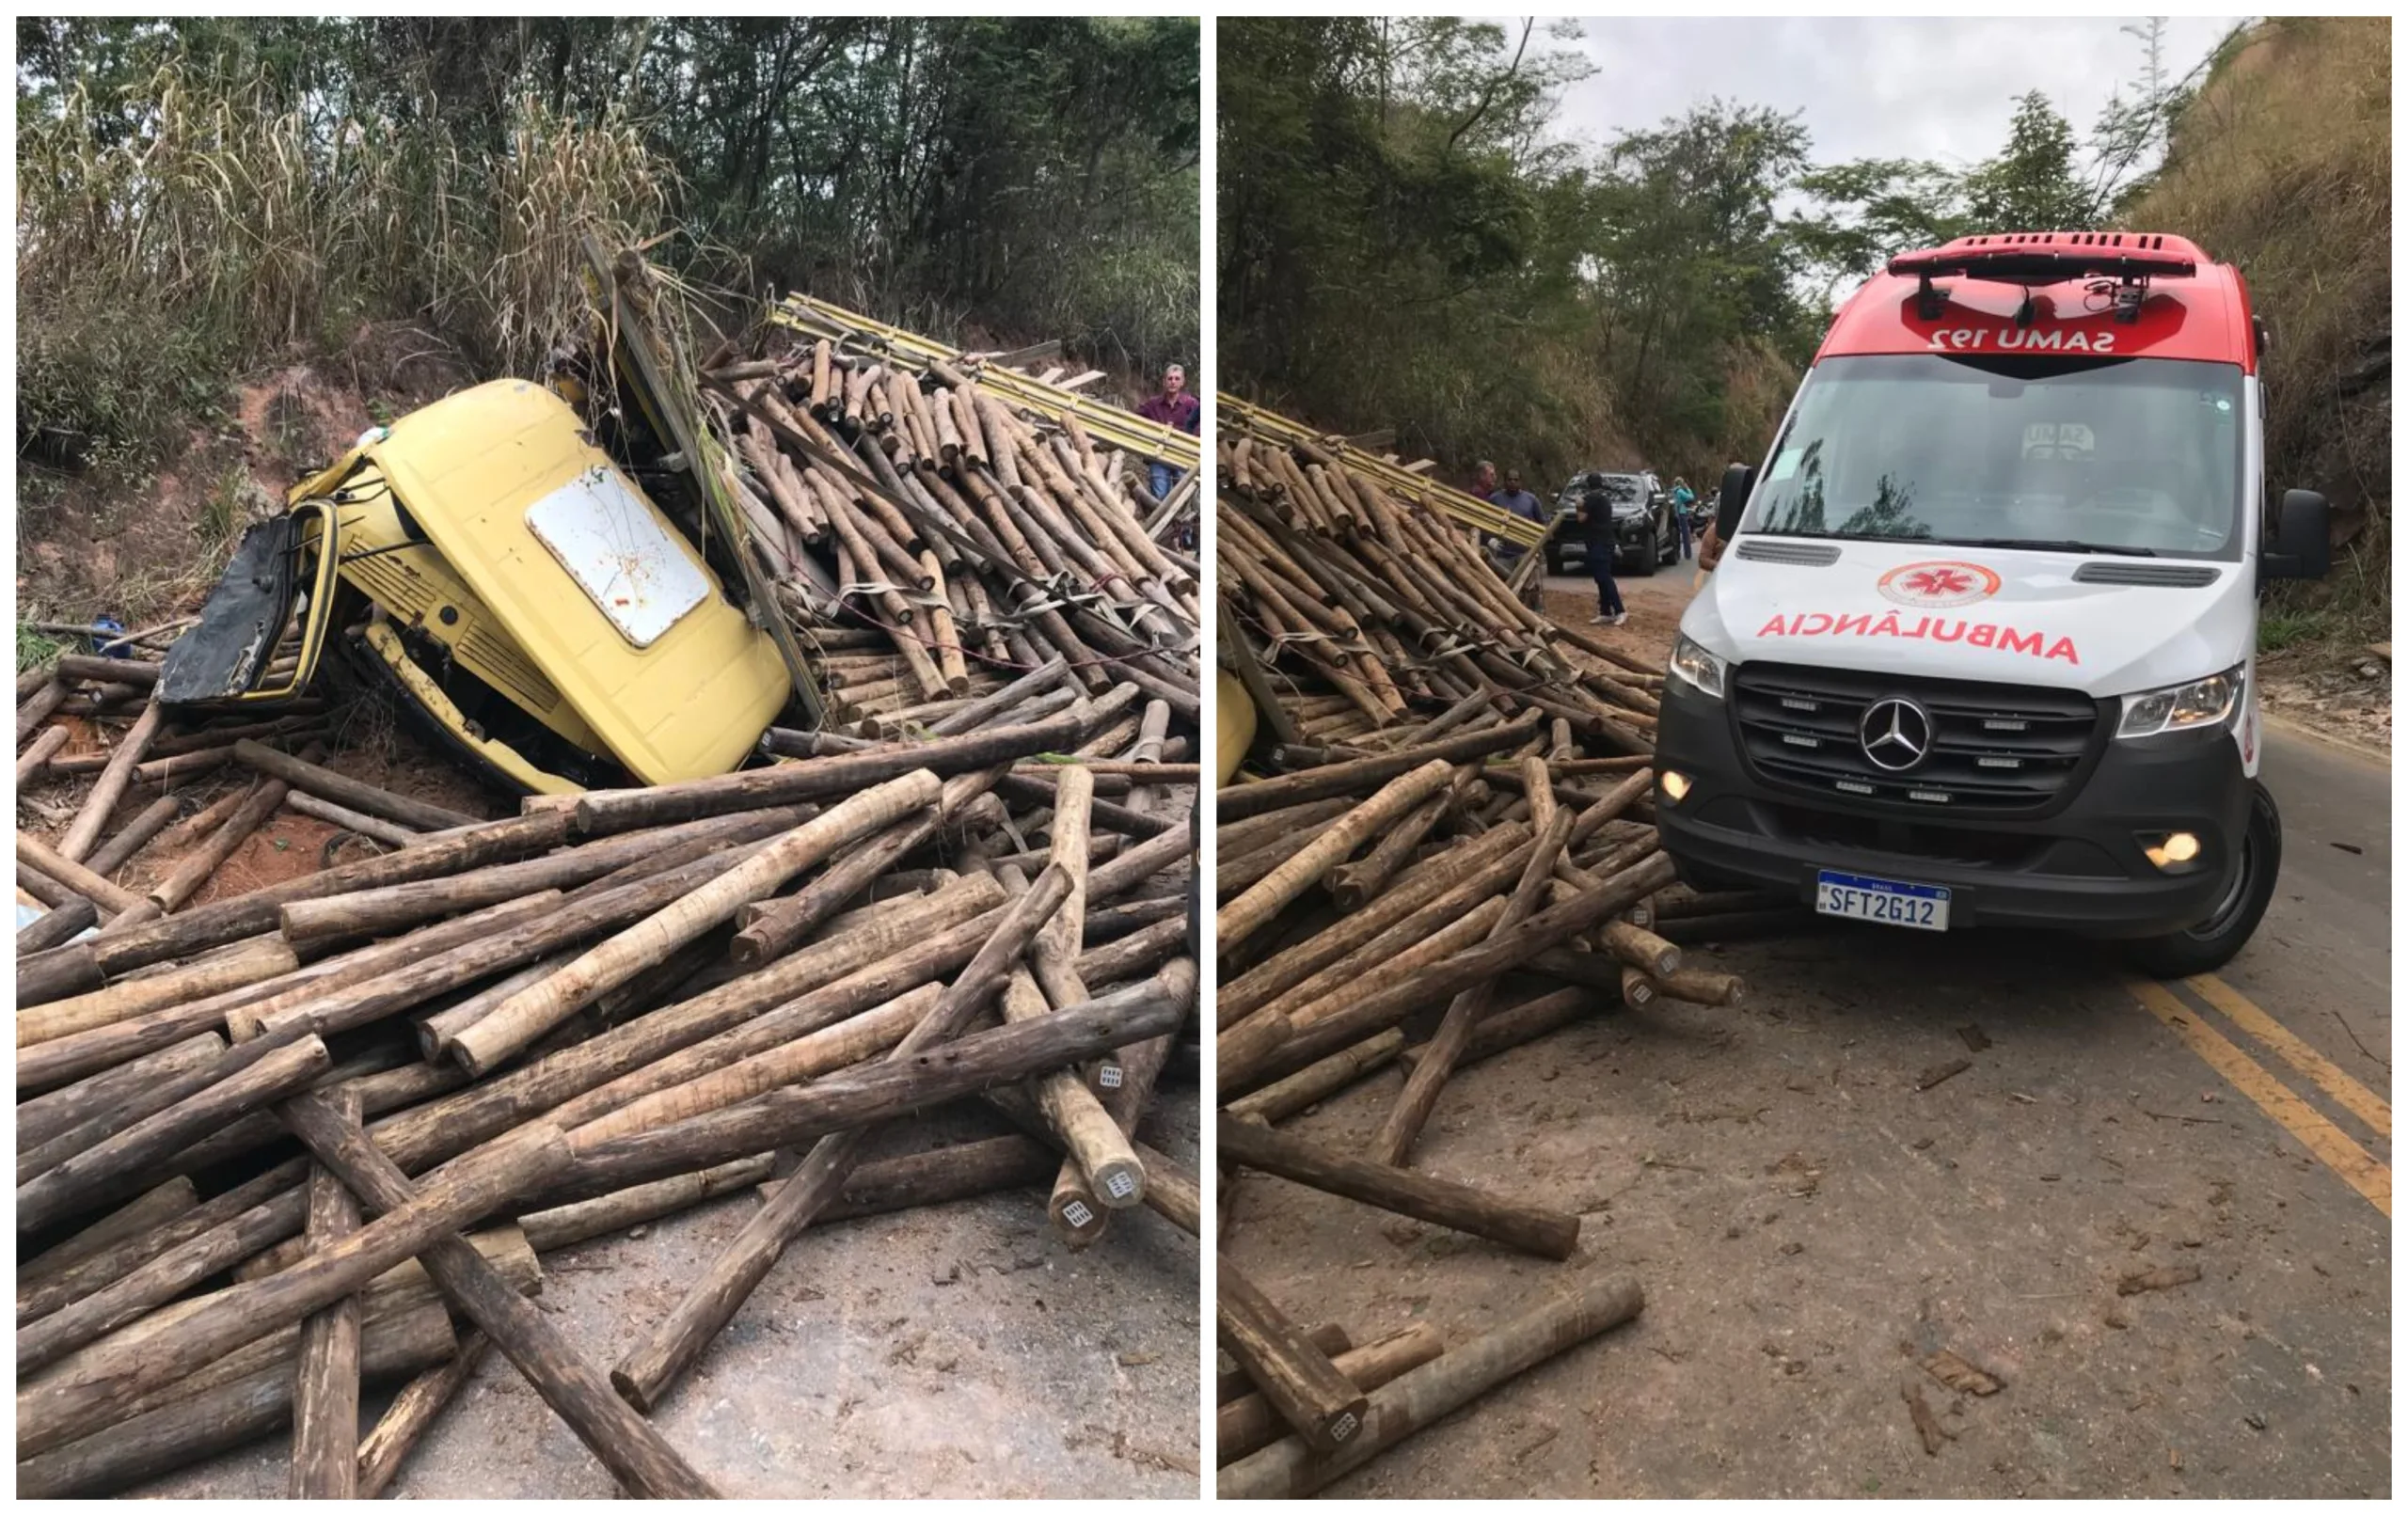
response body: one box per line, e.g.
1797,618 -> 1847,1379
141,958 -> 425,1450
1934,537 -> 2158,557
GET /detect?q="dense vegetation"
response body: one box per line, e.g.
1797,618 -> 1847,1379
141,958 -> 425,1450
1221,20 -> 2272,482
2129,18 -> 2390,640
18,17 -> 1200,474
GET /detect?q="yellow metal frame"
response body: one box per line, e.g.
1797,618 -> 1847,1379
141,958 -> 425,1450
772,292 -> 1200,473
359,623 -> 583,796
230,497 -> 342,705
1218,393 -> 1547,548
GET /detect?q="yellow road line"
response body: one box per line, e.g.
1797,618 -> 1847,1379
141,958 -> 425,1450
2122,976 -> 2390,1217
2186,974 -> 2391,1140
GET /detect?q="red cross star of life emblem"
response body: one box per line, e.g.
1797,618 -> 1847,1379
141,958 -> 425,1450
1877,560 -> 2002,609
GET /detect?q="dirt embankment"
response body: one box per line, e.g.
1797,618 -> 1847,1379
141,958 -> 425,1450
16,327 -> 473,632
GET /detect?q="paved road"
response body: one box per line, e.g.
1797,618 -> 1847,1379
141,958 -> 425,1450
1227,570 -> 2389,1498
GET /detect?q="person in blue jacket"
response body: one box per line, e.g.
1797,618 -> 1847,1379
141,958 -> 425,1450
1670,476 -> 1697,559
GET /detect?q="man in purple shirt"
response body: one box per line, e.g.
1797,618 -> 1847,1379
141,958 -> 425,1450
1136,364 -> 1199,498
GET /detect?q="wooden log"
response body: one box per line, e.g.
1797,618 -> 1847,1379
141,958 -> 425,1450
291,1092 -> 364,1498
17,897 -> 97,955
1217,1255 -> 1369,1454
276,1093 -> 722,1498
55,701 -> 166,862
356,1329 -> 490,1497
450,772 -> 942,1076
518,1158 -> 775,1254
145,775 -> 287,914
1222,713 -> 1540,823
15,1159 -> 299,1334
17,1178 -> 197,1293
605,866 -> 1074,1412
547,961 -> 1194,1208
1242,854 -> 1679,1088
277,803 -> 816,949
1640,966 -> 1748,1007
20,892 -> 564,1095
18,935 -> 296,1049
18,677 -> 69,741
1216,1116 -> 1579,1261
1372,807 -> 1575,1165
1220,1319 -> 1349,1409
1218,1273 -> 1646,1497
43,808 -> 573,987
58,1224 -> 533,1394
1323,785 -> 1452,909
1218,1322 -> 1445,1464
1216,797 -> 1353,861
1218,825 -> 1526,1027
81,795 -> 183,878
16,722 -> 71,784
363,881 -> 1009,1177
1597,919 -> 1682,979
574,713 -> 1084,833
1220,896 -> 1508,1092
18,1305 -> 458,1498
282,789 -> 421,847
1398,987 -> 1596,1073
230,741 -> 479,831
1220,760 -> 1453,949
1223,1029 -> 1404,1127
17,1036 -> 332,1235
17,1121 -> 570,1457
16,831 -> 148,919
54,654 -> 162,687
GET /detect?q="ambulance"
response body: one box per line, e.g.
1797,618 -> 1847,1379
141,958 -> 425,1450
1654,232 -> 2330,976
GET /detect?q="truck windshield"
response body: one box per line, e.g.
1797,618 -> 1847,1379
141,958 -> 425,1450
1744,354 -> 2246,560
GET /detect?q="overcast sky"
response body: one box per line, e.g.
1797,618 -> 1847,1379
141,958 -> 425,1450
1545,17 -> 2247,173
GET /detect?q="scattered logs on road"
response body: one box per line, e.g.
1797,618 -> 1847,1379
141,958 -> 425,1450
1212,411 -> 1739,1487
17,628 -> 1199,1494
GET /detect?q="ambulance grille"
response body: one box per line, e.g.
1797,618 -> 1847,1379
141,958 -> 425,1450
1731,662 -> 2104,813
1734,540 -> 1842,567
2070,562 -> 2222,588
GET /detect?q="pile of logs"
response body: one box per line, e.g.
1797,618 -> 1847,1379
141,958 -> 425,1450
17,647 -> 1199,1492
700,292 -> 1201,739
1212,406 -> 1775,1494
1217,401 -> 1660,759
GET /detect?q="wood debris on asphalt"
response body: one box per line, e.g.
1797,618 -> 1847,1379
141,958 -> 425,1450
1212,400 -> 1685,1492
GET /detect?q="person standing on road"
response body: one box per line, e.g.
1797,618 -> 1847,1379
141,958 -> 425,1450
1670,476 -> 1697,560
1486,468 -> 1547,608
1136,363 -> 1199,499
1576,471 -> 1626,625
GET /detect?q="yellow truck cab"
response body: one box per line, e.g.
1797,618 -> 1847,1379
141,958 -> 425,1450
160,379 -> 792,793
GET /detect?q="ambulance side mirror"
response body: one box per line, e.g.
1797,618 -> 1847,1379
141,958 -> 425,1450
2263,489 -> 2330,581
1716,463 -> 1755,539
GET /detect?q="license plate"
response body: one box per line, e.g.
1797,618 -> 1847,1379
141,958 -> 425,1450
1815,870 -> 1951,931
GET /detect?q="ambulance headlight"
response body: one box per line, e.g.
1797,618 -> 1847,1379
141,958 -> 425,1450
2115,666 -> 2243,739
1669,636 -> 1727,700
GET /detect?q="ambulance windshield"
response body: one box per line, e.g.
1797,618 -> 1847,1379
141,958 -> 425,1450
1744,354 -> 2246,560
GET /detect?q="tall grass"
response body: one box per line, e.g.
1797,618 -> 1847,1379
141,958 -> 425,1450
2132,17 -> 2391,641
17,57 -> 673,465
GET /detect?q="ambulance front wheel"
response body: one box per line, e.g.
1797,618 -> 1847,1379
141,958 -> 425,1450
2124,781 -> 2282,979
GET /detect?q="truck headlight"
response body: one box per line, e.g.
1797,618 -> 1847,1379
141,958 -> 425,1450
1669,635 -> 1727,700
2115,665 -> 2243,739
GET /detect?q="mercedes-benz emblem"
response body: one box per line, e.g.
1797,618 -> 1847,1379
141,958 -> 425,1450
1859,697 -> 1932,772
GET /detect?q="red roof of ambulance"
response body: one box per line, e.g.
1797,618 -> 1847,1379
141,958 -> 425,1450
1819,231 -> 2258,373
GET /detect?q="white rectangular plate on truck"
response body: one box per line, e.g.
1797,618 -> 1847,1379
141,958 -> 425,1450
1815,869 -> 1951,931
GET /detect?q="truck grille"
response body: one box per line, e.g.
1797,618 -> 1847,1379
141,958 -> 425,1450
1731,662 -> 2103,813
